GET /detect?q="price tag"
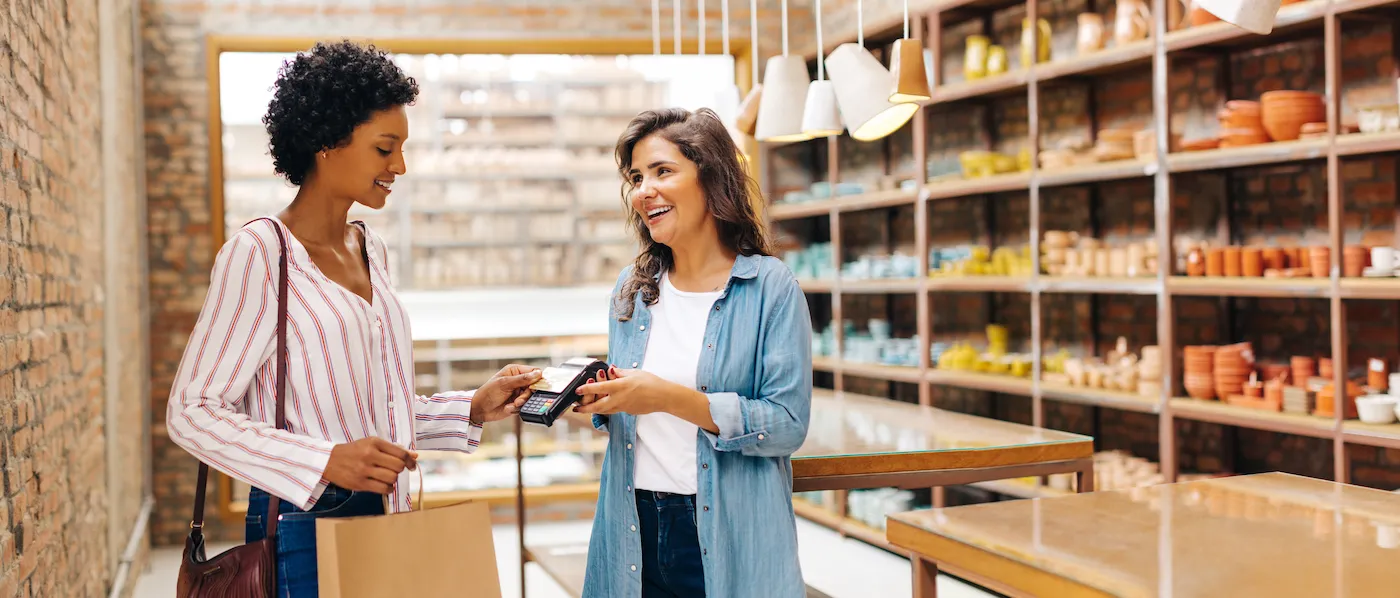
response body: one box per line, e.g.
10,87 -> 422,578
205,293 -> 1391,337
1370,358 -> 1386,373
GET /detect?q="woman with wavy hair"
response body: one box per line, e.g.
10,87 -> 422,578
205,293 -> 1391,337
573,107 -> 813,598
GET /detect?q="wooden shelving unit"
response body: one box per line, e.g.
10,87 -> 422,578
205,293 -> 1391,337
766,1 -> 1400,543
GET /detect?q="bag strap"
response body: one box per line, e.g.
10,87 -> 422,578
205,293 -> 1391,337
190,217 -> 290,541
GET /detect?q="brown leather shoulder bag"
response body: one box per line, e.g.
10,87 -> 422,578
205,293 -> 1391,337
176,218 -> 290,597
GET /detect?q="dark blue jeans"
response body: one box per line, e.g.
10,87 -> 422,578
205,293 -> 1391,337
636,490 -> 707,598
245,485 -> 385,598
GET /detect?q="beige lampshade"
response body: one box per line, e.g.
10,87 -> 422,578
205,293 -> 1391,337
888,39 -> 930,103
1194,0 -> 1282,34
801,80 -> 843,137
755,55 -> 813,142
735,84 -> 763,136
825,43 -> 919,141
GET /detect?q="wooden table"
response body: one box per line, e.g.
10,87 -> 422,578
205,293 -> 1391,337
887,472 -> 1400,597
792,390 -> 1096,493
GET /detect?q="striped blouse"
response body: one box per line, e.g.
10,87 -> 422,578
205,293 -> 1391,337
166,217 -> 481,514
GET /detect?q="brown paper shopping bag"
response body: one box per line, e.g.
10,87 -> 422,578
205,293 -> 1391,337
315,498 -> 503,598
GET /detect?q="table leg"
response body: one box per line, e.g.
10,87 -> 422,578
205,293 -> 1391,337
1076,460 -> 1095,493
912,556 -> 939,598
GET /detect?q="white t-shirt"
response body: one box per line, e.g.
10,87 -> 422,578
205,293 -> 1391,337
633,272 -> 721,495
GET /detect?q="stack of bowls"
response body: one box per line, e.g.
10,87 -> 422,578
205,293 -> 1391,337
1261,91 -> 1326,142
1219,100 -> 1269,147
1184,345 -> 1217,400
1214,342 -> 1255,400
1291,355 -> 1315,388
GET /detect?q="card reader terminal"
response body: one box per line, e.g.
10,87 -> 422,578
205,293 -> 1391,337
518,357 -> 609,427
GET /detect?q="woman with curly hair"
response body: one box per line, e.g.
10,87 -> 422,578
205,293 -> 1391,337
166,40 -> 541,596
572,108 -> 813,598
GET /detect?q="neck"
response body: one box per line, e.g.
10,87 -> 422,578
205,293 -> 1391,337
668,226 -> 737,282
281,176 -> 354,247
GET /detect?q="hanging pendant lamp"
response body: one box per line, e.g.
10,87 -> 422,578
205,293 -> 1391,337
825,0 -> 918,141
801,0 -> 842,137
888,0 -> 930,102
734,0 -> 763,136
755,0 -> 812,142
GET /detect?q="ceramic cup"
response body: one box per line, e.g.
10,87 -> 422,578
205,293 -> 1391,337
1371,246 -> 1396,271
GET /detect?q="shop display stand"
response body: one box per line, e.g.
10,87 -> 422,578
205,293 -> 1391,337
766,0 -> 1400,552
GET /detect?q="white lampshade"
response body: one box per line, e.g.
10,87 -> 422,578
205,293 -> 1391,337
801,80 -> 843,137
1195,0 -> 1282,34
824,43 -> 919,142
755,55 -> 813,143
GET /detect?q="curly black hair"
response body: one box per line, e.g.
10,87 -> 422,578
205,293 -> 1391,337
262,40 -> 419,185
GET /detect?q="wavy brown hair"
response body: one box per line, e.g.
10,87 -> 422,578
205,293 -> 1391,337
612,107 -> 773,321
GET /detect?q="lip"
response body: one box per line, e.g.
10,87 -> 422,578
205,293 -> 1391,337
644,205 -> 673,225
375,179 -> 394,194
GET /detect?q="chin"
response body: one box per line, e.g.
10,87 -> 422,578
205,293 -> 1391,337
357,197 -> 387,211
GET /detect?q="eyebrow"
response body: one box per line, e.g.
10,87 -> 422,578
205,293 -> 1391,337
628,159 -> 677,175
378,133 -> 402,140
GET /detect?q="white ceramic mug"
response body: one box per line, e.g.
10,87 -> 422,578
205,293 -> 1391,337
1192,0 -> 1282,34
1389,372 -> 1400,396
1372,247 -> 1396,271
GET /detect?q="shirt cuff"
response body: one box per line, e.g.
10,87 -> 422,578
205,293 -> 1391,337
704,392 -> 766,452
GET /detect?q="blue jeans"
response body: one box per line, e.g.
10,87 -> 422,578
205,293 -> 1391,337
636,490 -> 707,598
245,486 -> 385,598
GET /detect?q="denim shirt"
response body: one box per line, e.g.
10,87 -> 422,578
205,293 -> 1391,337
581,254 -> 813,598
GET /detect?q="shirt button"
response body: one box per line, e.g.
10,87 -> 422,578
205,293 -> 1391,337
701,385 -> 707,391
630,525 -> 637,532
631,362 -> 638,367
375,318 -> 383,329
627,443 -> 633,450
758,434 -> 765,440
714,305 -> 720,311
627,485 -> 632,492
630,565 -> 637,572
702,463 -> 709,469
703,506 -> 709,512
707,344 -> 713,349
639,325 -> 646,331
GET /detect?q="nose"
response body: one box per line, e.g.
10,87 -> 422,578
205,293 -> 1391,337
633,177 -> 657,202
390,149 -> 407,176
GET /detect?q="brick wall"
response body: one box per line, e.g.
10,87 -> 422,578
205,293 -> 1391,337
142,0 -> 806,546
1,0 -> 147,595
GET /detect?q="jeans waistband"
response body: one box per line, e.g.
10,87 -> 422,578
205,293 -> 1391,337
636,489 -> 696,503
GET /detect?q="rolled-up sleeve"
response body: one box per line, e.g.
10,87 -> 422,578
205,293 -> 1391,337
413,390 -> 485,452
166,229 -> 335,511
704,274 -> 812,457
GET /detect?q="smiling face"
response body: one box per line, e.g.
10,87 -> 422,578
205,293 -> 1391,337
319,105 -> 409,210
626,133 -> 713,248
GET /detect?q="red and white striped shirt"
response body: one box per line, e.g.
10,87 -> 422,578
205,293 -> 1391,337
167,218 -> 481,513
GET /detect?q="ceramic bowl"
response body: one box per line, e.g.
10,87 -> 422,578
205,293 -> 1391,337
1357,395 -> 1399,424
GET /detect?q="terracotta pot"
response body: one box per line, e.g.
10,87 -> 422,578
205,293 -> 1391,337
1206,248 -> 1225,276
1186,246 -> 1207,276
1310,246 -> 1331,278
1190,6 -> 1220,26
1262,247 -> 1285,271
1319,357 -> 1334,379
1242,246 -> 1264,277
1261,91 -> 1326,141
1343,245 -> 1368,278
1261,363 -> 1291,384
1223,246 -> 1242,277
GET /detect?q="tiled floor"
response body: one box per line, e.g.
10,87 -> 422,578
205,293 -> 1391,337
134,518 -> 993,598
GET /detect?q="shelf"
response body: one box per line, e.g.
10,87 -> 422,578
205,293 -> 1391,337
1039,276 -> 1161,295
1336,0 -> 1400,13
1167,276 -> 1331,298
1041,383 -> 1162,414
770,198 -> 839,221
1036,159 -> 1156,188
925,71 -> 1029,105
1339,278 -> 1400,299
792,498 -> 905,556
1164,0 -> 1328,53
1342,421 -> 1400,450
837,189 -> 921,213
1166,138 -> 1328,173
813,356 -> 839,373
1033,39 -> 1155,83
927,370 -> 1033,395
1169,398 -> 1336,439
226,482 -> 601,515
840,278 -> 922,294
1334,132 -> 1400,157
925,172 -> 1031,201
842,362 -> 925,383
927,276 -> 1033,293
799,279 -> 836,293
